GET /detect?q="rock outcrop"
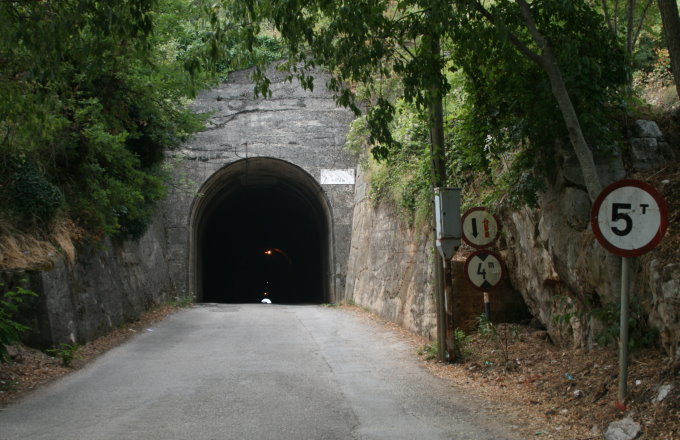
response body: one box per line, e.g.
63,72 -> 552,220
502,121 -> 679,356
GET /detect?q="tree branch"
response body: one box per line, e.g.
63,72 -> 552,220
601,0 -> 615,33
632,0 -> 654,53
471,1 -> 543,65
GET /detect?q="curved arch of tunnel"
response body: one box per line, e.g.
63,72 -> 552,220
200,183 -> 326,304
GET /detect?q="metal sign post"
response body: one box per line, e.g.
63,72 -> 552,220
619,256 -> 631,401
461,209 -> 503,322
483,292 -> 491,320
591,179 -> 668,402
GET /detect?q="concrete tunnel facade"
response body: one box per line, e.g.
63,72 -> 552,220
160,66 -> 358,304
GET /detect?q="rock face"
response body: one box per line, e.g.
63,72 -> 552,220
502,124 -> 679,355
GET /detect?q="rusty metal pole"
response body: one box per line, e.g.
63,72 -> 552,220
433,245 -> 447,362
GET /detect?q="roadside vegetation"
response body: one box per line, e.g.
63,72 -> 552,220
1,2 -> 676,255
0,0 -> 285,263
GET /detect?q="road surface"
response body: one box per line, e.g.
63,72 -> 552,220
0,304 -> 521,439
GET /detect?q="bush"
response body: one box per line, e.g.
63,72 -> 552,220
0,282 -> 37,363
47,343 -> 81,368
3,159 -> 63,229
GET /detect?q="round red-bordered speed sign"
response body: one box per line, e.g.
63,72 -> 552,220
591,179 -> 668,257
463,250 -> 505,292
461,207 -> 501,249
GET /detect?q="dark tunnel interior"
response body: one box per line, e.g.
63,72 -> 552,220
200,184 -> 325,304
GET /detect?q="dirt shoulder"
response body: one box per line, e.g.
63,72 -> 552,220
341,305 -> 679,440
0,304 -> 180,407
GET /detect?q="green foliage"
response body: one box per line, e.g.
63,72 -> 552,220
47,343 -> 81,368
0,378 -> 19,392
476,314 -> 520,365
365,101 -> 433,225
552,295 -> 659,351
476,313 -> 498,339
452,328 -> 472,361
448,0 -> 628,205
0,282 -> 37,364
3,158 -> 64,228
419,341 -> 439,361
0,0 -> 283,241
221,0 -> 632,209
169,290 -> 195,308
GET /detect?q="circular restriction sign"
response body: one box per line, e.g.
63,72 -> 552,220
591,179 -> 668,257
461,208 -> 500,248
464,250 -> 505,292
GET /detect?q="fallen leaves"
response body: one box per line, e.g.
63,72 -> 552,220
0,304 -> 179,407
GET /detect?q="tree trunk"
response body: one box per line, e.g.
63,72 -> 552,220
658,0 -> 680,100
539,53 -> 604,200
515,0 -> 604,200
627,0 -> 635,57
426,34 -> 450,363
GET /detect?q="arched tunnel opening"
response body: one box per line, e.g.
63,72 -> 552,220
193,159 -> 332,304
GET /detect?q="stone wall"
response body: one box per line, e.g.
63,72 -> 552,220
160,65 -> 357,300
5,212 -> 175,348
344,165 -> 438,340
344,165 -> 529,340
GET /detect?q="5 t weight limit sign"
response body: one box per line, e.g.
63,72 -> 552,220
591,179 -> 668,257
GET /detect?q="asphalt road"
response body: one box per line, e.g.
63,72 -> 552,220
0,304 -> 521,440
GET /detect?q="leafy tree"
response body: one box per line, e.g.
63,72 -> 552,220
454,0 -> 628,200
594,0 -> 656,61
218,0 -> 627,202
0,1 -> 213,240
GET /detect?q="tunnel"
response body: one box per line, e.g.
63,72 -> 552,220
190,158 -> 333,304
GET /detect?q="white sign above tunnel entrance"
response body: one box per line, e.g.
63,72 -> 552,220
320,169 -> 355,185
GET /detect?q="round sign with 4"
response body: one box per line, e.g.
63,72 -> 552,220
591,179 -> 668,257
464,250 -> 505,292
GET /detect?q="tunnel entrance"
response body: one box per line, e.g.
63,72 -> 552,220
190,159 -> 332,304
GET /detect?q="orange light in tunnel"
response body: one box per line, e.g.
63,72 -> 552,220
264,250 -> 273,255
